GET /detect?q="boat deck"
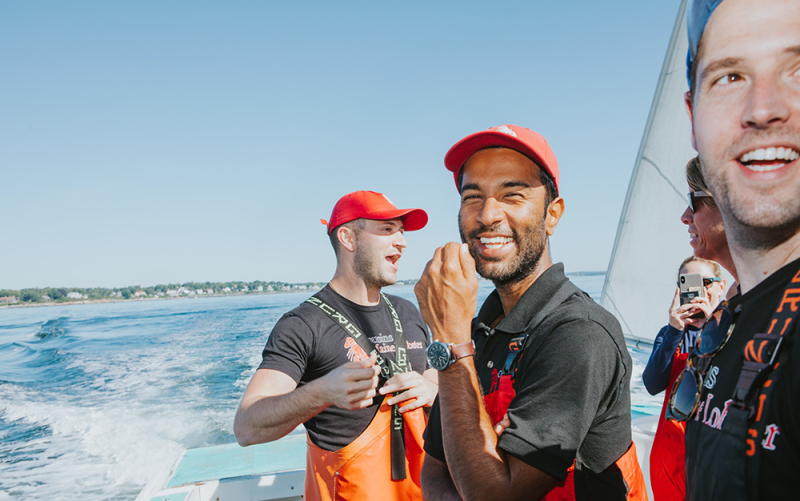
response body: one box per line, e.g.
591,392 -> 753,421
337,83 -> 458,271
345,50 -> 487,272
168,434 -> 306,488
139,416 -> 657,501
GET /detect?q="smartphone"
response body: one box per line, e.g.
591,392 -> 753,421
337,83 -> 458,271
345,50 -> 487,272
679,273 -> 705,306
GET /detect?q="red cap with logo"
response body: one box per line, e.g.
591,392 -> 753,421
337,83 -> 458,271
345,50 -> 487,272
444,124 -> 560,193
321,191 -> 428,234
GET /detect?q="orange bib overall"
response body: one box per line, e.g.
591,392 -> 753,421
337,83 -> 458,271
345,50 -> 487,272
304,400 -> 427,501
650,349 -> 689,501
484,373 -> 648,501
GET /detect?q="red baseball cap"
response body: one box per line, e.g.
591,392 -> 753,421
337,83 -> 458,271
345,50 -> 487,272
321,191 -> 428,234
444,124 -> 560,193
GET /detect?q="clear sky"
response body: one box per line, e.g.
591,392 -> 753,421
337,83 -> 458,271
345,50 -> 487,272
1,1 -> 684,290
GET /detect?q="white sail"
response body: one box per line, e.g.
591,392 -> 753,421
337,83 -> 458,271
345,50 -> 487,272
601,0 -> 699,344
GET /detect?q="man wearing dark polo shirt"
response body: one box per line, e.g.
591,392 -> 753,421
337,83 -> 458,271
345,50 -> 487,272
414,125 -> 646,501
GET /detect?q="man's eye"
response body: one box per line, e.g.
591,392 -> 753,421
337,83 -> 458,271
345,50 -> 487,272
714,73 -> 743,86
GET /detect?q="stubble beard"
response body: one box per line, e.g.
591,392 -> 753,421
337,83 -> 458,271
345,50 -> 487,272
702,133 -> 800,250
354,244 -> 396,289
458,214 -> 547,287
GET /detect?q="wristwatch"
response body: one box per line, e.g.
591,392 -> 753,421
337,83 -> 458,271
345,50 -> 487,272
426,340 -> 476,371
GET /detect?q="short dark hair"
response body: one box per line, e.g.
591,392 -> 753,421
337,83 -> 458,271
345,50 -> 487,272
329,219 -> 366,257
455,152 -> 558,207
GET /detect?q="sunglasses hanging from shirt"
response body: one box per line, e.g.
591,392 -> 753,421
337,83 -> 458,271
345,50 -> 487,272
305,292 -> 411,481
667,274 -> 800,422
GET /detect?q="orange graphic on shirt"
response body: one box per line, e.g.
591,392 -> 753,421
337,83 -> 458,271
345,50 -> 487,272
344,337 -> 368,362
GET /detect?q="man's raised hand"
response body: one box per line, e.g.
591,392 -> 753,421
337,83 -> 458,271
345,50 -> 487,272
415,242 -> 478,345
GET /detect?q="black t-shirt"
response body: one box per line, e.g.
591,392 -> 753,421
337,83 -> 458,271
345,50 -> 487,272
685,258 -> 800,499
424,264 -> 633,496
259,285 -> 430,451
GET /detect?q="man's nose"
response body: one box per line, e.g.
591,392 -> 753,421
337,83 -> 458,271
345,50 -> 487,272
394,231 -> 407,250
476,198 -> 504,227
742,75 -> 791,129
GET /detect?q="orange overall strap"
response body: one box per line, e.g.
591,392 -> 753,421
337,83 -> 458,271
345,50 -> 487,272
304,400 -> 426,501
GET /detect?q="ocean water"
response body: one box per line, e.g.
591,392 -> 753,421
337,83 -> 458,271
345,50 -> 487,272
0,277 -> 661,500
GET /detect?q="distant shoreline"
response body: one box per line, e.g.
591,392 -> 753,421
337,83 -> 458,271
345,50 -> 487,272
0,282 -> 420,310
0,273 -> 605,310
0,289 -> 315,310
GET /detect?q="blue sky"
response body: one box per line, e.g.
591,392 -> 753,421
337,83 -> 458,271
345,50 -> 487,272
1,1 -> 684,289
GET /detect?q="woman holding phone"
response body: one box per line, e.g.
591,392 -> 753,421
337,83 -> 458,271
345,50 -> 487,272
644,257 -> 726,501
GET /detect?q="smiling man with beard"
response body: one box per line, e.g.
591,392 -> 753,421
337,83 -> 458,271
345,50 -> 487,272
235,191 -> 437,501
671,0 -> 800,499
415,125 -> 646,501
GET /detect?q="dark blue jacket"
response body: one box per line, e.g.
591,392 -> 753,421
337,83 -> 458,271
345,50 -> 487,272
642,325 -> 683,395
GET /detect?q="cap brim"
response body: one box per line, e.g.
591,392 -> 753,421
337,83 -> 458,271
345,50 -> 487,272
364,208 -> 428,232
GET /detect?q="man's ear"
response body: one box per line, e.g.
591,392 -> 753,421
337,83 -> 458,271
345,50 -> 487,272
337,226 -> 357,253
685,91 -> 698,151
545,197 -> 565,236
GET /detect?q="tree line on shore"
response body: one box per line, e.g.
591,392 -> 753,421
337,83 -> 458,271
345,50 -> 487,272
0,280 -> 328,304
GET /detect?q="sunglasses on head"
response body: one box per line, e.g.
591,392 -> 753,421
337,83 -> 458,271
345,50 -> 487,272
667,302 -> 740,421
688,191 -> 714,213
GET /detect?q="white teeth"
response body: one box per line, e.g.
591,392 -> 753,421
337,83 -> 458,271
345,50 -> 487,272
480,237 -> 512,244
748,163 -> 783,172
480,236 -> 512,249
689,233 -> 697,239
740,147 -> 800,163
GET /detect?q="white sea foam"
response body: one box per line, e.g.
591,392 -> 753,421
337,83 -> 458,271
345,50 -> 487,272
0,382 -> 191,498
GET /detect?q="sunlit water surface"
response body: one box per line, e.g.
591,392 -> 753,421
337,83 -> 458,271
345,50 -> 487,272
0,277 -> 660,500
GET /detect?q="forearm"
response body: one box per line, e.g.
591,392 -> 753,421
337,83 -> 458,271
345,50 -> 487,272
421,456 -> 463,501
642,326 -> 681,395
438,360 -> 546,501
234,379 -> 329,446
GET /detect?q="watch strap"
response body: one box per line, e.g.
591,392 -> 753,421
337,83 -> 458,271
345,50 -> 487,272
450,341 -> 475,362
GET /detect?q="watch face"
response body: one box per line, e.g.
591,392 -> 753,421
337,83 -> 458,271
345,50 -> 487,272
426,342 -> 451,371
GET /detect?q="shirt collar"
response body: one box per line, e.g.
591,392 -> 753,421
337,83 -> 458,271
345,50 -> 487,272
474,263 -> 569,335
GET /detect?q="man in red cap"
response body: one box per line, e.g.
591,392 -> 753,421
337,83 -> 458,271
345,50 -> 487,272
234,190 -> 437,501
415,125 -> 646,501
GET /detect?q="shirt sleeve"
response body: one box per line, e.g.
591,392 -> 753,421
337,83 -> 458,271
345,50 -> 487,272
496,319 -> 624,481
258,313 -> 314,383
642,325 -> 682,395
